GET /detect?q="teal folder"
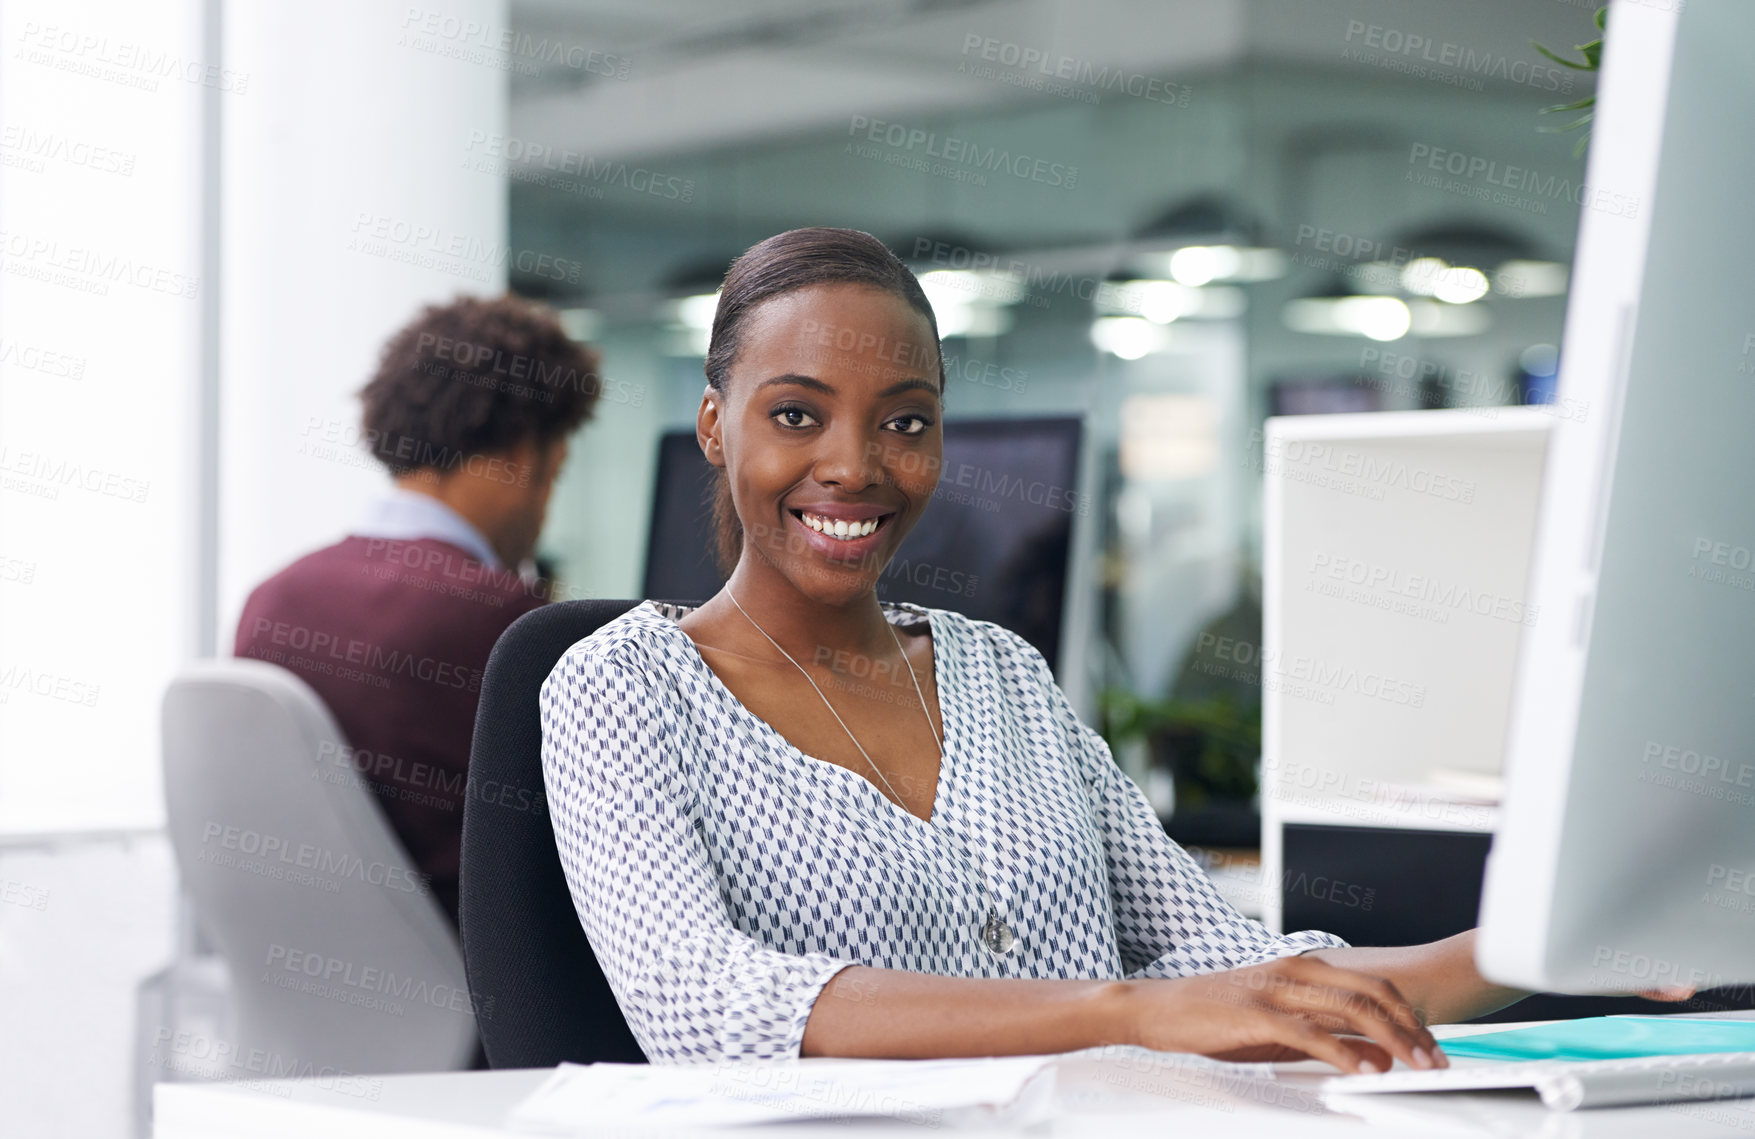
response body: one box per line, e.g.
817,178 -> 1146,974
1440,1016 -> 1755,1062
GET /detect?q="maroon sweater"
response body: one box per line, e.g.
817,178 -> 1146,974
233,535 -> 547,927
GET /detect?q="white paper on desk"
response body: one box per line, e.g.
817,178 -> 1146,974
505,1055 -> 1058,1131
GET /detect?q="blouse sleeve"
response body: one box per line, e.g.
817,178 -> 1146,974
539,648 -> 857,1064
1005,632 -> 1351,977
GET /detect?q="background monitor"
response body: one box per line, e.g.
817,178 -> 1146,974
1268,376 -> 1385,417
642,417 -> 1083,674
1477,0 -> 1755,994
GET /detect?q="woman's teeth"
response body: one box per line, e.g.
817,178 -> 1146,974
798,511 -> 882,540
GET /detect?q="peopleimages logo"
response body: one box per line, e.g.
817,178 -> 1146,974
399,8 -> 631,78
0,664 -> 100,707
0,126 -> 136,176
247,618 -> 484,691
1191,634 -> 1428,708
0,230 -> 200,298
1342,21 -> 1572,93
1589,945 -> 1723,991
263,943 -> 490,1018
200,823 -> 428,893
1406,144 -> 1640,220
957,34 -> 1191,107
1248,429 -> 1477,504
347,212 -> 588,281
1358,347 -> 1590,425
0,446 -> 151,502
152,1028 -> 382,1100
462,132 -> 694,203
845,117 -> 1078,190
1688,535 -> 1755,593
1307,552 -> 1539,627
0,336 -> 87,380
16,21 -> 250,93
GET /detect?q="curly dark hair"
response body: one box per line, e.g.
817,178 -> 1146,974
704,227 -> 944,576
358,294 -> 602,476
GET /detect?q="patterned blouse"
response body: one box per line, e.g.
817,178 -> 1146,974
539,598 -> 1349,1064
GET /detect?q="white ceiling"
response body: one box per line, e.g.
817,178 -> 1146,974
508,0 -> 1603,162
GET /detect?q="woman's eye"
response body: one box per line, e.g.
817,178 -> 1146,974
771,406 -> 818,429
889,414 -> 931,436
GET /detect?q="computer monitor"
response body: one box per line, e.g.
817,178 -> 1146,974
1268,376 -> 1384,417
1476,0 -> 1755,994
642,416 -> 1084,673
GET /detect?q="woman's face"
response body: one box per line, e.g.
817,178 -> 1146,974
704,280 -> 944,602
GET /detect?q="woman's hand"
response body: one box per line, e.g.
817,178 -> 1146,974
1117,955 -> 1450,1075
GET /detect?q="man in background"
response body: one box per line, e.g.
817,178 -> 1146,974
235,294 -> 602,928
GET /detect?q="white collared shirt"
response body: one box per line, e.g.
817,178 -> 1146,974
353,488 -> 502,569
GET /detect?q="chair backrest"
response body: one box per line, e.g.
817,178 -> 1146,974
460,598 -> 664,1067
161,659 -> 477,1076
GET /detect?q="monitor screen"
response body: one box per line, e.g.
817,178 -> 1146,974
1269,377 -> 1384,417
1477,0 -> 1755,993
642,417 -> 1083,673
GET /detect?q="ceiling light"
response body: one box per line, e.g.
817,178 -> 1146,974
1132,245 -> 1287,284
1091,316 -> 1166,359
1283,296 -> 1411,341
1399,257 -> 1450,296
918,269 -> 1025,307
1350,297 -> 1414,341
1169,245 -> 1241,286
934,303 -> 1013,339
1493,260 -> 1570,298
660,325 -> 710,357
1431,266 -> 1491,305
1407,299 -> 1492,337
1101,279 -> 1194,323
674,292 -> 720,332
1096,279 -> 1246,322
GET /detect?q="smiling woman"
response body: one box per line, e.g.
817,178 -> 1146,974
678,228 -> 959,827
534,227 -> 1567,1074
699,226 -> 947,581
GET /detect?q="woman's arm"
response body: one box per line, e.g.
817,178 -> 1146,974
1300,930 -> 1527,1024
1301,929 -> 1700,1025
541,650 -> 856,1063
803,956 -> 1451,1074
801,969 -> 1131,1058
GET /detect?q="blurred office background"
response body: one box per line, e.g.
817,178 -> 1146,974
1,0 -> 1601,1134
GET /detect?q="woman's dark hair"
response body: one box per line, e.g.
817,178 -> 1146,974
703,227 -> 944,577
359,294 -> 602,476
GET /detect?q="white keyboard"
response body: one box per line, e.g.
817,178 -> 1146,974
1320,1051 -> 1755,1111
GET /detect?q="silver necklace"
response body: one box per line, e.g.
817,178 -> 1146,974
724,588 -> 1019,957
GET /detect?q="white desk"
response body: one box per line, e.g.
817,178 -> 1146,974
153,1019 -> 1755,1138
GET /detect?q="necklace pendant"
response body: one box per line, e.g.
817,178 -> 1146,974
979,907 -> 1017,956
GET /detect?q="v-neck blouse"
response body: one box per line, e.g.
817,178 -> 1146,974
538,599 -> 1349,1064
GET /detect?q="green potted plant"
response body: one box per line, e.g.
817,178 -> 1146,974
1100,688 -> 1262,838
1099,585 -> 1267,846
1535,6 -> 1606,156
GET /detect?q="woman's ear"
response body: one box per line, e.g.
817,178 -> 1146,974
697,385 -> 726,469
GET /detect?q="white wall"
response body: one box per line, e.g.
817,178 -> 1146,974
0,0 -> 203,834
3,3 -> 509,1135
216,0 -> 509,647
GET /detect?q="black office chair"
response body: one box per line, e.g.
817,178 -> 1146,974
460,598 -> 697,1068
